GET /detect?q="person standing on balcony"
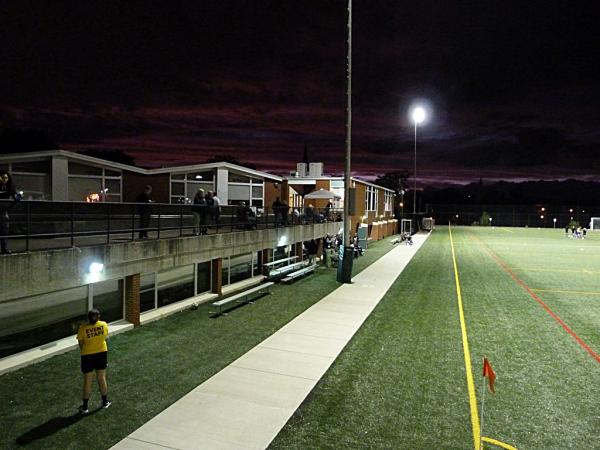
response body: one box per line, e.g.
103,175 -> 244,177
210,190 -> 221,226
77,309 -> 111,415
192,188 -> 207,235
0,172 -> 18,254
136,185 -> 152,239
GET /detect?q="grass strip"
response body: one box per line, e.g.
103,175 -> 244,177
0,237 -> 398,450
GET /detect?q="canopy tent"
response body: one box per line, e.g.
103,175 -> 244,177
303,188 -> 341,200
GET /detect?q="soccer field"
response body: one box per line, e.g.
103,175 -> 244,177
271,226 -> 600,450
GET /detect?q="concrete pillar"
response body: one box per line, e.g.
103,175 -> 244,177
216,168 -> 229,205
51,156 -> 69,201
211,258 -> 222,295
125,274 -> 140,327
316,238 -> 323,258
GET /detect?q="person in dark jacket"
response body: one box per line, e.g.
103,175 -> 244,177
192,188 -> 207,235
0,172 -> 18,254
136,185 -> 152,239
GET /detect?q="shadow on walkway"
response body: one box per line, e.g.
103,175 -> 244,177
16,409 -> 99,445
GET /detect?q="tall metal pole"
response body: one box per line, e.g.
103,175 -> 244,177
335,0 -> 354,284
343,0 -> 352,247
413,121 -> 417,215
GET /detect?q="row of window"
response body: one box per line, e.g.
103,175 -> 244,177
0,248 -> 301,358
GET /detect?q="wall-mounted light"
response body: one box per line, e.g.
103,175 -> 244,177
89,262 -> 104,274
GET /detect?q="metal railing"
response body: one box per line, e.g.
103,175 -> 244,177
0,200 -> 343,254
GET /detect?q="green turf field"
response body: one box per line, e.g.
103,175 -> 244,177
2,228 -> 599,449
271,226 -> 600,450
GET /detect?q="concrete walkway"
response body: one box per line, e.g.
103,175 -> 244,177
112,234 -> 429,450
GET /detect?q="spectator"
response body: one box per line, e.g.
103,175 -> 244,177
305,203 -> 315,222
136,185 -> 152,239
281,199 -> 289,226
272,197 -> 284,226
209,190 -> 221,225
236,202 -> 256,229
77,309 -> 111,414
307,239 -> 318,264
192,188 -> 207,235
0,172 -> 18,254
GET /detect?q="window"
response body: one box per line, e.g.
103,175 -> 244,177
196,262 -> 212,294
68,162 -> 122,202
365,186 -> 378,211
170,172 -> 214,204
140,273 -> 156,312
4,160 -> 52,200
0,286 -> 88,358
384,191 -> 394,212
222,253 -> 256,285
228,173 -> 264,206
157,265 -> 195,307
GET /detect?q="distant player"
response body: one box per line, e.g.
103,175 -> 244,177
77,309 -> 111,414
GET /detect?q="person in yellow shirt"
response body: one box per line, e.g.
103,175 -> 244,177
77,309 -> 111,414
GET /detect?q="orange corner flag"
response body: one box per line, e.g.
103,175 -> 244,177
483,358 -> 496,394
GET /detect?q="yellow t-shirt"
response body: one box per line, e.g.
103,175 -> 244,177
77,321 -> 109,355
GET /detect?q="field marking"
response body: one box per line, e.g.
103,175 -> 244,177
448,226 -> 481,450
501,228 -> 514,233
470,233 -> 600,364
482,436 -> 518,450
531,288 -> 600,296
509,267 -> 600,275
449,227 -> 519,450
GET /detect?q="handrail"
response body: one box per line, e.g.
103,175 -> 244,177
0,199 -> 345,254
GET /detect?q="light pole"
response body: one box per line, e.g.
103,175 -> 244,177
410,105 -> 426,216
337,0 -> 353,283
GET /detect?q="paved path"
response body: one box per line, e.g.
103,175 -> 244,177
112,234 -> 429,450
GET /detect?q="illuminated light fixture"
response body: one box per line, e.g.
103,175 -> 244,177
541,207 -> 545,212
89,262 -> 104,274
195,175 -> 203,179
411,106 -> 427,124
540,215 -> 544,219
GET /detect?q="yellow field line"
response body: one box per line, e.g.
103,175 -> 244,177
532,288 -> 600,296
482,436 -> 518,450
449,226 -> 518,450
448,226 -> 481,450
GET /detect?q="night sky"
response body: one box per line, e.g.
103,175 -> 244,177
1,1 -> 599,185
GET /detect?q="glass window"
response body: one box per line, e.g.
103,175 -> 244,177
12,160 -> 51,174
251,186 -> 263,198
222,258 -> 230,286
251,178 -> 263,184
105,178 -> 121,194
157,265 -> 195,307
229,185 -> 250,200
251,199 -> 263,207
69,177 -> 102,202
171,173 -> 185,180
92,279 -> 123,323
140,273 -> 156,312
0,163 -> 8,172
196,262 -> 212,294
69,162 -> 103,176
274,245 -> 288,260
229,173 -> 250,183
0,286 -> 88,358
188,171 -> 214,181
171,182 -> 185,195
10,174 -> 51,200
229,253 -> 253,284
105,169 -> 121,177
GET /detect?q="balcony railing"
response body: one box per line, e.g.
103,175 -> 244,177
0,200 -> 343,254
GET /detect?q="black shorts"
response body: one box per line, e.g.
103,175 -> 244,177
81,352 -> 108,373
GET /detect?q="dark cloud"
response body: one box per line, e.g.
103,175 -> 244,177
1,1 -> 600,184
